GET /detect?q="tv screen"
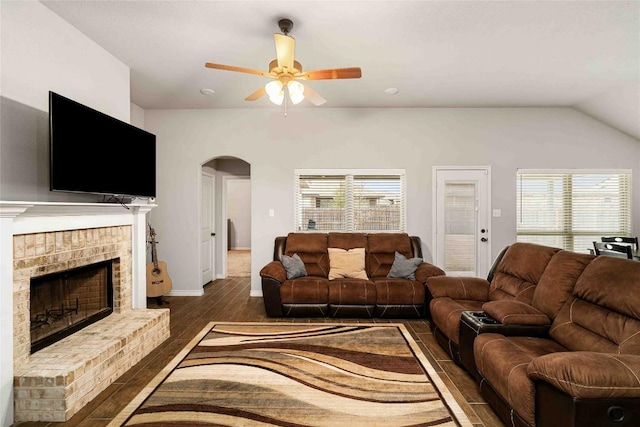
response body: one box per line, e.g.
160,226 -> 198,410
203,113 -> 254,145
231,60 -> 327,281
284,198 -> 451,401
49,91 -> 156,198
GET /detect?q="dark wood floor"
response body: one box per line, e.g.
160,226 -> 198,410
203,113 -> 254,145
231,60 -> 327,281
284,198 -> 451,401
16,277 -> 504,427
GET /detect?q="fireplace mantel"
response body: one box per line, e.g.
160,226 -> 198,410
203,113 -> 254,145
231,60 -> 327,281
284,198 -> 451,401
1,200 -> 156,234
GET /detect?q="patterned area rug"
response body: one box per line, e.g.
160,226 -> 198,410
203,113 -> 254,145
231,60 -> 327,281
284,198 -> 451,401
108,322 -> 472,426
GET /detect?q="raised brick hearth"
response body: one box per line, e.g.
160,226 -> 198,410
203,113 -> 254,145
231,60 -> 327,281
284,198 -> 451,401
0,202 -> 169,423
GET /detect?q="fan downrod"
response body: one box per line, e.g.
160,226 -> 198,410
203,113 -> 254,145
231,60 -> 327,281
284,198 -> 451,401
278,18 -> 294,36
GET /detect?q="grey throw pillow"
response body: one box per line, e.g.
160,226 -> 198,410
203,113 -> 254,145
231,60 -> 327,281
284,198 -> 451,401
387,251 -> 423,280
281,253 -> 307,279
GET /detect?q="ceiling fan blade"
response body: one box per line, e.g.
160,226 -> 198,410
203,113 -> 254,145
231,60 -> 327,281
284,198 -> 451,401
245,86 -> 266,102
301,84 -> 327,106
205,62 -> 269,77
297,67 -> 362,80
274,33 -> 295,70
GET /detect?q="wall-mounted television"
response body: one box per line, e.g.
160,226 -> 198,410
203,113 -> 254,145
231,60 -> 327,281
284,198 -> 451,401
49,91 -> 156,198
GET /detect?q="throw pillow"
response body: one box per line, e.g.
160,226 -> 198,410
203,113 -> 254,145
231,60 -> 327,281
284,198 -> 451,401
281,253 -> 307,279
328,247 -> 369,280
387,251 -> 423,280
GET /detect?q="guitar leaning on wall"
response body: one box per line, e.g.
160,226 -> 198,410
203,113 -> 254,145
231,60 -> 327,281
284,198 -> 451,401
146,225 -> 173,299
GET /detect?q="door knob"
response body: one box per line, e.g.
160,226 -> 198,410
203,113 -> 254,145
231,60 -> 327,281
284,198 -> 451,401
481,237 -> 488,242
211,233 -> 216,236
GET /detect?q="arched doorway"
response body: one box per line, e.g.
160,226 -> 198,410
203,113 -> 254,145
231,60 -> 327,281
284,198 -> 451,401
200,156 -> 251,285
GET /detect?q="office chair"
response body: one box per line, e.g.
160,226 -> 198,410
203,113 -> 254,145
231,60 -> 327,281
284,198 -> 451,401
593,241 -> 633,259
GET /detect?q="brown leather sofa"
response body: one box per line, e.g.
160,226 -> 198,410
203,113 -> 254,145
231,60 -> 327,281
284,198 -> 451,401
427,242 -> 640,426
259,232 -> 444,318
425,242 -> 563,365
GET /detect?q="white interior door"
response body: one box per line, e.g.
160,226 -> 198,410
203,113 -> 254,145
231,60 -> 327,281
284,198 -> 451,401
434,168 -> 491,278
201,173 -> 215,285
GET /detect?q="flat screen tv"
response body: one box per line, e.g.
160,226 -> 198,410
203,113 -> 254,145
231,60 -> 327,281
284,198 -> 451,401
49,91 -> 156,198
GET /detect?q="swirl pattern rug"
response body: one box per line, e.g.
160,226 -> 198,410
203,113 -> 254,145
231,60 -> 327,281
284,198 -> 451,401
109,322 -> 472,426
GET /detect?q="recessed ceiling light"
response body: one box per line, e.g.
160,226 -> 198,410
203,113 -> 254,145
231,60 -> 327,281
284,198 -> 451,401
384,87 -> 399,95
200,88 -> 215,95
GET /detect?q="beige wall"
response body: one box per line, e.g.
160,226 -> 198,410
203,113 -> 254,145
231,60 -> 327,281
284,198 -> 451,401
144,107 -> 640,297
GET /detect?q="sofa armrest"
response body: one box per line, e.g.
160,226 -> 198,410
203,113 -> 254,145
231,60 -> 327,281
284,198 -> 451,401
259,261 -> 287,283
482,300 -> 551,326
414,262 -> 445,283
259,261 -> 287,317
426,276 -> 490,301
528,352 -> 640,399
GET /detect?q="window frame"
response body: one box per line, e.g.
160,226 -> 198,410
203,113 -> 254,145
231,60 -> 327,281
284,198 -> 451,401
294,169 -> 407,233
516,168 -> 632,252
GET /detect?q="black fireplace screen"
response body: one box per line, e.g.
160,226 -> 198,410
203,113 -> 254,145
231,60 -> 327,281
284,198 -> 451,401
30,259 -> 114,354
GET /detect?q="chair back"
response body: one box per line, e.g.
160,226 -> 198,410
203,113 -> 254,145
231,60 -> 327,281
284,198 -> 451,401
601,236 -> 638,250
593,241 -> 633,259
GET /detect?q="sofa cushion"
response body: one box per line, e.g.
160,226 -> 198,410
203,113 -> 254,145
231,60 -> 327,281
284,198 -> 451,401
549,256 -> 640,354
285,233 -> 329,278
426,276 -> 490,301
328,247 -> 368,280
573,256 -> 640,320
327,232 -> 368,250
482,300 -> 550,326
531,250 -> 594,320
387,251 -> 423,280
489,243 -> 560,303
430,298 -> 485,345
372,277 -> 426,306
528,352 -> 640,399
281,253 -> 307,279
367,233 -> 413,277
280,277 -> 329,304
328,279 -> 377,305
474,334 -> 568,426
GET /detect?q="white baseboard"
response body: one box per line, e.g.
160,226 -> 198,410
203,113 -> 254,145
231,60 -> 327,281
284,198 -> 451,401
166,289 -> 204,297
229,247 -> 251,251
250,289 -> 263,298
216,273 -> 225,279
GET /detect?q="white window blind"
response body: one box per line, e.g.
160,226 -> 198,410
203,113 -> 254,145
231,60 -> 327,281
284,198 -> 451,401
295,170 -> 406,232
516,170 -> 631,252
444,182 -> 476,273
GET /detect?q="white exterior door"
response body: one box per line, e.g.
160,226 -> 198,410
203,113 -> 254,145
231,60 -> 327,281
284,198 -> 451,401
434,168 -> 491,278
201,173 -> 215,285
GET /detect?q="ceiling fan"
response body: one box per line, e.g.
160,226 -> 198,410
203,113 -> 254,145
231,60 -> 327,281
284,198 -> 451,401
204,18 -> 362,106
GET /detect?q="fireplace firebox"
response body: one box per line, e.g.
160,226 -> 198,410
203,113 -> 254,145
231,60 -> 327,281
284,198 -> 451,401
30,259 -> 114,353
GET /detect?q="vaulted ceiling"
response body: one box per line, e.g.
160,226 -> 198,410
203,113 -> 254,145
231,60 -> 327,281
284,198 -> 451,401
42,1 -> 639,139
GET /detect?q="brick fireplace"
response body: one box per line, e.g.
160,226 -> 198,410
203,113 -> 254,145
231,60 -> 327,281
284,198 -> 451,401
0,202 -> 170,423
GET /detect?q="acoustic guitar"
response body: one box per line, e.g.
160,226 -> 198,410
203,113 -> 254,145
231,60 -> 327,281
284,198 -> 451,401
146,225 -> 173,298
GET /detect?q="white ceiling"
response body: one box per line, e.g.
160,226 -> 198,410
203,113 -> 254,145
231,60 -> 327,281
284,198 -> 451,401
42,1 -> 639,137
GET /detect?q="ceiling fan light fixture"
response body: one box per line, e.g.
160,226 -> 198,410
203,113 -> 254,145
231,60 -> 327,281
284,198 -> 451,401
287,80 -> 305,104
265,80 -> 284,105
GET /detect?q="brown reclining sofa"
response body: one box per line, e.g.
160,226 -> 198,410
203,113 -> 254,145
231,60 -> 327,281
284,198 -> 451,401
259,232 -> 444,318
426,242 -> 640,427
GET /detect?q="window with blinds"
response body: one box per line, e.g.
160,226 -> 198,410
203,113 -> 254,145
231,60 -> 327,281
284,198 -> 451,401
294,170 -> 406,232
516,170 -> 631,252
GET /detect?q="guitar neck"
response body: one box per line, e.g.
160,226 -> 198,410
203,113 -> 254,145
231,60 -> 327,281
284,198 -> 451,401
150,228 -> 160,270
151,242 -> 159,270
